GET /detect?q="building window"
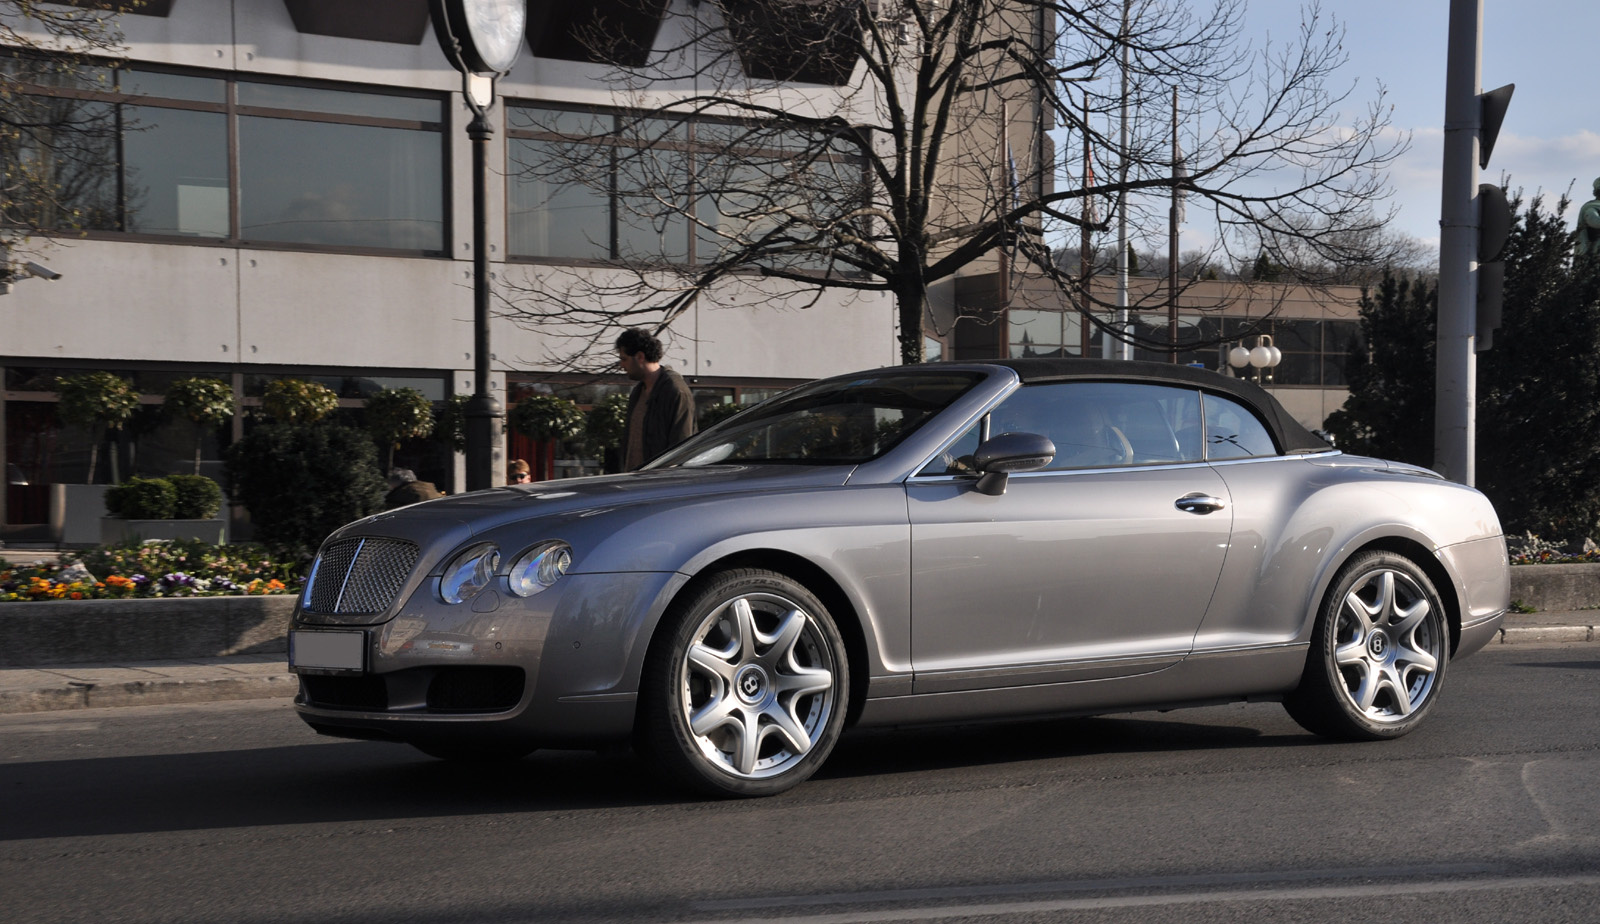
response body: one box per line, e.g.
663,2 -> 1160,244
505,104 -> 863,269
1008,309 -> 1083,358
5,60 -> 446,254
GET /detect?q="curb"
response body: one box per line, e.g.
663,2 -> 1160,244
0,666 -> 297,715
1499,624 -> 1595,645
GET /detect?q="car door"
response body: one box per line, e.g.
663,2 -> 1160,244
906,381 -> 1233,693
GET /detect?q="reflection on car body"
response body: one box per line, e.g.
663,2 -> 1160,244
288,359 -> 1509,796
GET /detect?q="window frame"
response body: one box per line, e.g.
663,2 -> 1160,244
502,100 -> 869,271
5,56 -> 451,258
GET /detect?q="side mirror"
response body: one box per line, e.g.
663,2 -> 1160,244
971,432 -> 1055,496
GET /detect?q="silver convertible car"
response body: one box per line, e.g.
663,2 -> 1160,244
289,358 -> 1509,796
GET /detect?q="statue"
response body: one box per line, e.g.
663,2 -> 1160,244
1578,177 -> 1600,257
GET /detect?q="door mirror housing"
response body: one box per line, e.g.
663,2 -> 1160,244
971,432 -> 1055,496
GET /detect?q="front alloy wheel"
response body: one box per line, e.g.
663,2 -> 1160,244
638,569 -> 848,796
1285,551 -> 1450,739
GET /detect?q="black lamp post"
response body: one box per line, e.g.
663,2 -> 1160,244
429,0 -> 526,491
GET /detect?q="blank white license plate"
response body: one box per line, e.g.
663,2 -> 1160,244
290,630 -> 366,672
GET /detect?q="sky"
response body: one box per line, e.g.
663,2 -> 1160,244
1239,0 -> 1600,250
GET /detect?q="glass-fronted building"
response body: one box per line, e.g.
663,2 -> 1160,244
1,1 -> 1361,543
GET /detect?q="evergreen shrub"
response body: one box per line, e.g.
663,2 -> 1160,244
226,422 -> 386,556
105,476 -> 177,520
168,474 -> 224,520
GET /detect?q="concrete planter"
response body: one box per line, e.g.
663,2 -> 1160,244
49,484 -> 111,547
0,595 -> 297,668
1509,563 -> 1600,612
100,517 -> 228,546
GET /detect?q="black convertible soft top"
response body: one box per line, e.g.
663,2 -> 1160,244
946,357 -> 1332,455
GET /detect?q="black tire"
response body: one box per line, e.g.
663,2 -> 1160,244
636,568 -> 849,797
1284,550 -> 1450,740
409,739 -> 536,763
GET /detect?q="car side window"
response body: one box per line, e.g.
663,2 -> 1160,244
979,382 -> 1203,471
1203,393 -> 1279,459
1101,384 -> 1203,464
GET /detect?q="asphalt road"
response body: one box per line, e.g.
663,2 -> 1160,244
2,644 -> 1597,924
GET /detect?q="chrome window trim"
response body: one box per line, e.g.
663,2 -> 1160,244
1206,454 -> 1300,468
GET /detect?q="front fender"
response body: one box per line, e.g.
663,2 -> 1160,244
539,483 -> 913,697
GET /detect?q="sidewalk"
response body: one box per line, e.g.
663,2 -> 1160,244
0,611 -> 1593,716
0,654 -> 296,714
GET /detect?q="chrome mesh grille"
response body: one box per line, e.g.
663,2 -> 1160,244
305,538 -> 419,615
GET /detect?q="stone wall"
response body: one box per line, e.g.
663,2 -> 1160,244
0,596 -> 295,667
1509,563 -> 1600,612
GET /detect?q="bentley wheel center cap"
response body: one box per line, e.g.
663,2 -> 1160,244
736,665 -> 769,704
1367,631 -> 1390,659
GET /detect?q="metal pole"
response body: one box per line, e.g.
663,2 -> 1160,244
1112,0 -> 1131,360
1168,86 -> 1179,361
1435,0 -> 1481,484
464,109 -> 502,492
1080,99 -> 1094,356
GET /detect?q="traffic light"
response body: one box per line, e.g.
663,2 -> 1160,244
1475,84 -> 1514,352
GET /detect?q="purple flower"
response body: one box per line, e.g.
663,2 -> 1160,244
158,572 -> 196,590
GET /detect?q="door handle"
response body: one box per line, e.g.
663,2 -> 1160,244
1175,493 -> 1227,514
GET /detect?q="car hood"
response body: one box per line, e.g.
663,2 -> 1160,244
331,465 -> 857,549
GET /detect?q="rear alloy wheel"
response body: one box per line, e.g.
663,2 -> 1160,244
638,569 -> 848,797
1285,551 -> 1450,740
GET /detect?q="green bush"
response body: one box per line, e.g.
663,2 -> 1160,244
509,395 -> 584,442
105,476 -> 177,520
164,377 -> 237,475
433,394 -> 469,453
226,422 -> 386,556
699,401 -> 745,428
55,372 -> 140,484
262,379 -> 339,425
585,394 -> 629,452
364,386 -> 434,469
168,474 -> 224,520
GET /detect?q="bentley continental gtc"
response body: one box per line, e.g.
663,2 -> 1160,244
288,358 -> 1509,796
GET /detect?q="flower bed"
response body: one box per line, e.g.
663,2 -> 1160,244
1,540 -> 303,603
1507,533 -> 1600,566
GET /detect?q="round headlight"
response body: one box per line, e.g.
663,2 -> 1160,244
440,542 -> 500,605
508,541 -> 571,597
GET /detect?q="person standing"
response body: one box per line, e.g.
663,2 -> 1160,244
384,468 -> 442,509
617,328 -> 695,469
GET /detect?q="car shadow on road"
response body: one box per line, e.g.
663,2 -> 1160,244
0,707 -> 1327,842
819,709 -> 1316,781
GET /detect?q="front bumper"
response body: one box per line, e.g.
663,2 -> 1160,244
291,569 -> 686,747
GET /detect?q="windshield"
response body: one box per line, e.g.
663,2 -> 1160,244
651,372 -> 983,468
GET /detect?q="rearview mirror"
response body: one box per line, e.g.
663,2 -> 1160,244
971,432 -> 1055,496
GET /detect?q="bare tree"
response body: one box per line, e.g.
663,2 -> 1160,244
502,0 -> 1405,366
1,1 -> 131,270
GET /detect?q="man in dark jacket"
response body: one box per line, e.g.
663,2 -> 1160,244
384,468 -> 442,509
616,328 -> 696,469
